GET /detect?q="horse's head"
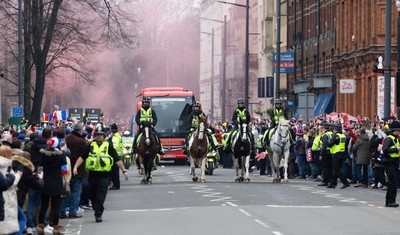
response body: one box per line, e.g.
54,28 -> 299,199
278,119 -> 290,145
196,114 -> 208,140
142,121 -> 153,145
239,123 -> 248,142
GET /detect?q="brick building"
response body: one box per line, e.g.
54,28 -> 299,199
288,0 -> 400,119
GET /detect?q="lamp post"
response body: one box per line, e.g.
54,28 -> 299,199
384,0 -> 392,120
396,0 -> 400,118
18,0 -> 23,107
218,0 -> 249,110
201,29 -> 215,121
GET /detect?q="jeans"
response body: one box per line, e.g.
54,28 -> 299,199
26,189 -> 41,228
296,154 -> 307,177
309,162 -> 317,178
9,206 -> 26,235
356,164 -> 368,185
61,178 -> 83,216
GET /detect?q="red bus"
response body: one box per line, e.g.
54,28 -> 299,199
136,87 -> 195,164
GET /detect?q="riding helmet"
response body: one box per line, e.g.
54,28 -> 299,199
237,98 -> 245,105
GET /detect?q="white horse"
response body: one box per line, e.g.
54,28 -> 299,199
230,123 -> 251,182
266,119 -> 291,183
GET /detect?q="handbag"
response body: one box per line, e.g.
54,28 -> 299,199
306,148 -> 313,162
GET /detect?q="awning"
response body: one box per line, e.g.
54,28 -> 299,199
314,93 -> 334,117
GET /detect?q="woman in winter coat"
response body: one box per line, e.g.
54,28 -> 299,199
37,138 -> 66,235
352,128 -> 371,187
0,145 -> 22,235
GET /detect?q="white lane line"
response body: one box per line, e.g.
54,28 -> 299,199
272,231 -> 284,235
238,208 -> 252,217
124,207 -> 193,212
254,219 -> 270,228
267,205 -> 331,208
226,202 -> 238,207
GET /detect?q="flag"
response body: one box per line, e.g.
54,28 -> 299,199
61,110 -> 67,121
52,110 -> 58,120
42,113 -> 50,122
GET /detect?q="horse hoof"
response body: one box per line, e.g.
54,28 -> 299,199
140,180 -> 146,184
200,178 -> 206,183
283,178 -> 288,183
245,178 -> 250,182
239,177 -> 244,182
193,177 -> 198,182
277,178 -> 282,183
272,178 -> 277,183
235,178 -> 239,183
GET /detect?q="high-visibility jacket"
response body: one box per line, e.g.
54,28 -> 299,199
111,132 -> 122,156
86,141 -> 114,172
323,131 -> 334,154
330,133 -> 346,154
140,108 -> 153,123
273,108 -> 285,124
236,109 -> 247,123
387,135 -> 400,158
311,135 -> 322,151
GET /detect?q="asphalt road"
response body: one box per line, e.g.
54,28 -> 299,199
60,164 -> 400,235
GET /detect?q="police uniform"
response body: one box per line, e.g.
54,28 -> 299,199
382,121 -> 400,207
81,138 -> 122,221
226,101 -> 255,150
327,124 -> 350,189
318,122 -> 334,186
109,125 -> 122,190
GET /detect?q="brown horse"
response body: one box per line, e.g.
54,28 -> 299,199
188,114 -> 209,182
137,121 -> 158,184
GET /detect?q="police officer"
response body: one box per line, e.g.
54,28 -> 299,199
109,123 -> 123,190
382,121 -> 400,207
327,124 -> 350,189
183,101 -> 206,154
269,99 -> 288,128
225,98 -> 255,151
132,97 -> 164,156
317,122 -> 334,186
73,131 -> 128,222
121,130 -> 134,169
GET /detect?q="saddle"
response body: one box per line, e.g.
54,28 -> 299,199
136,131 -> 161,148
188,131 -> 213,152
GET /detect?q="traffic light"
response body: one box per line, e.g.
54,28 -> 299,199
373,56 -> 384,73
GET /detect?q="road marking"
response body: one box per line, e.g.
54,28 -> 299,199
226,202 -> 238,207
124,207 -> 193,212
368,204 -> 375,207
254,219 -> 270,228
191,185 -> 233,202
238,208 -> 252,217
267,205 -> 331,208
272,231 -> 284,235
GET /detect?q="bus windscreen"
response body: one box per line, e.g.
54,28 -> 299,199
150,97 -> 193,138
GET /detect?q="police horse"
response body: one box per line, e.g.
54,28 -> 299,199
188,115 -> 209,183
265,119 -> 291,183
137,121 -> 158,184
229,122 -> 251,182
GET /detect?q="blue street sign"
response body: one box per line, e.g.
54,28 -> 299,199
12,106 -> 23,117
273,52 -> 295,73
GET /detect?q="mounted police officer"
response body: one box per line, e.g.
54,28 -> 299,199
183,101 -> 218,155
317,122 -> 334,186
73,131 -> 128,223
132,97 -> 164,156
225,98 -> 255,151
327,123 -> 350,189
269,99 -> 288,128
382,121 -> 400,207
109,123 -> 123,190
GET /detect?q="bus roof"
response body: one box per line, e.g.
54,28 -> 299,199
140,87 -> 194,97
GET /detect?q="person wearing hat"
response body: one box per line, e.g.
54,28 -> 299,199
294,128 -> 307,179
317,122 -> 334,186
326,124 -> 350,189
183,101 -> 206,155
225,98 -> 255,152
132,97 -> 164,157
109,123 -> 123,190
269,99 -> 288,129
73,131 -> 129,222
381,121 -> 400,207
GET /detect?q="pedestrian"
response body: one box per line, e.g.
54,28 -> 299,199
37,137 -> 67,235
352,128 -> 371,188
0,145 -> 23,235
73,131 -> 129,222
61,123 -> 88,218
382,121 -> 400,207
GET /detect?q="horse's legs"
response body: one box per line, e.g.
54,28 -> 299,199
147,157 -> 154,184
244,155 -> 250,182
270,153 -> 278,182
200,157 -> 207,183
233,157 -> 240,182
140,158 -> 147,184
282,149 -> 289,182
189,156 -> 198,182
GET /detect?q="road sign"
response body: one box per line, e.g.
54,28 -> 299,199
12,106 -> 23,117
69,108 -> 83,122
273,52 -> 295,73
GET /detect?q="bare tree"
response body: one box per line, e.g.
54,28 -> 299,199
0,0 -> 137,123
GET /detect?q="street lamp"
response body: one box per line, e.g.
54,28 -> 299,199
218,0 -> 250,110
